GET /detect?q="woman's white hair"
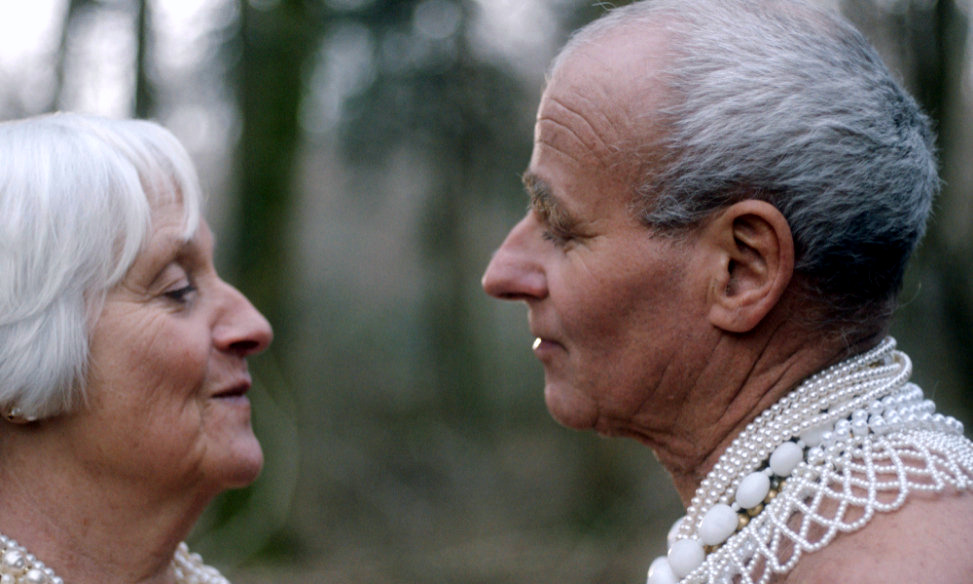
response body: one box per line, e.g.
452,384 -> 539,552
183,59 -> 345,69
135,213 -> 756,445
0,112 -> 203,419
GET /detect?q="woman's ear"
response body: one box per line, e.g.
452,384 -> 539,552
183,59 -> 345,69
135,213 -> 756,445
699,200 -> 794,333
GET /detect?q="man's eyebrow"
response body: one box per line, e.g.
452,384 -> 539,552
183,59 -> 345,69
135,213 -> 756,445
522,171 -> 575,231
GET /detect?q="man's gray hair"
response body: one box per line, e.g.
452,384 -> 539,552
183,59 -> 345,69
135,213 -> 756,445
0,113 -> 203,419
557,0 -> 938,333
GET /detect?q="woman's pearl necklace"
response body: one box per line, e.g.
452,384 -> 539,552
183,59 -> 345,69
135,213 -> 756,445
647,338 -> 973,584
0,534 -> 229,584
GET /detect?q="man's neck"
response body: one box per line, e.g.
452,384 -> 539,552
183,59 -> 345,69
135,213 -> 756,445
633,325 -> 864,506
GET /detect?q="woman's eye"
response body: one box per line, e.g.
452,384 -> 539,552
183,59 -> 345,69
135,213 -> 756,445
164,283 -> 197,304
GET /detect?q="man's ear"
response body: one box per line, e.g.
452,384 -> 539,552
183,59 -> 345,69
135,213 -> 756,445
699,200 -> 794,333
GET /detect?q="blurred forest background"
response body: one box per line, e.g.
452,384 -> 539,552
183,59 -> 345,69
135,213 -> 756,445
0,0 -> 970,582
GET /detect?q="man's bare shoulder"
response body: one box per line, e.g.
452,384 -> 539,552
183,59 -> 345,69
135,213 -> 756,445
783,490 -> 973,583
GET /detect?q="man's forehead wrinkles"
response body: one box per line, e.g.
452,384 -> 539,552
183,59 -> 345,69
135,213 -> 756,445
534,116 -> 588,159
544,95 -> 610,148
542,94 -> 617,166
549,93 -> 618,143
533,136 -> 584,165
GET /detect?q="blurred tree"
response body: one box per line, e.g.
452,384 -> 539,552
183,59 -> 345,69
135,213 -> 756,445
907,0 -> 973,415
334,0 -> 535,437
47,0 -> 152,116
134,0 -> 151,117
189,0 -> 329,563
228,0 -> 327,337
50,0 -> 94,112
875,0 -> 973,419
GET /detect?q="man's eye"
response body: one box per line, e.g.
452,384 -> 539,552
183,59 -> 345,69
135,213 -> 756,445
542,229 -> 572,247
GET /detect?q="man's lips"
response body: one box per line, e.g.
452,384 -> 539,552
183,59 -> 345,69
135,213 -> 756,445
531,336 -> 563,356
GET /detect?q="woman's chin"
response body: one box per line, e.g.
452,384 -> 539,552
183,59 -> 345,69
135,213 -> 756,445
216,436 -> 264,490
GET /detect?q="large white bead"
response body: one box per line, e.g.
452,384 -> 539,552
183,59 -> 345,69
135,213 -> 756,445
769,441 -> 803,477
735,472 -> 770,509
668,539 -> 705,579
699,503 -> 738,546
24,569 -> 47,584
647,556 -> 678,584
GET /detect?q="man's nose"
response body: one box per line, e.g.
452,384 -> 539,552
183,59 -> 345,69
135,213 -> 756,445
481,214 -> 548,301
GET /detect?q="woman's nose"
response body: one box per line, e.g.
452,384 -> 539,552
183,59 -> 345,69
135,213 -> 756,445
481,214 -> 548,301
214,282 -> 274,358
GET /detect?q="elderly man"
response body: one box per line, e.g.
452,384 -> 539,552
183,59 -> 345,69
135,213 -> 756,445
482,0 -> 973,582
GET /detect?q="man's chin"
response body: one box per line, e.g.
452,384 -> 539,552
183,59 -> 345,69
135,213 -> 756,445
544,383 -> 599,431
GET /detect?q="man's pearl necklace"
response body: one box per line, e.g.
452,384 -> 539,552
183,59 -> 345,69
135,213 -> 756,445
647,338 -> 973,584
0,534 -> 230,584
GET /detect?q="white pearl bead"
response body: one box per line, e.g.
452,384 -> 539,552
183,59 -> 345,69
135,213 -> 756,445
868,414 -> 885,433
24,569 -> 47,584
769,441 -> 803,477
699,503 -> 738,546
739,539 -> 756,562
799,424 -> 830,447
668,539 -> 705,579
886,410 -> 901,428
667,516 -> 685,547
834,419 -> 851,439
647,556 -> 678,584
735,472 -> 770,509
3,550 -> 24,572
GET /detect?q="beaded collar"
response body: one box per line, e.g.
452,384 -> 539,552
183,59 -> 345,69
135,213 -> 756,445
647,337 -> 973,584
0,534 -> 229,584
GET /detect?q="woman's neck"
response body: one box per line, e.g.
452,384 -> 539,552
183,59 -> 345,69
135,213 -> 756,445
0,423 -> 212,584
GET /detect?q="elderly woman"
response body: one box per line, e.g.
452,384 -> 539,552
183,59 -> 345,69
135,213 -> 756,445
483,0 -> 973,582
0,112 -> 272,584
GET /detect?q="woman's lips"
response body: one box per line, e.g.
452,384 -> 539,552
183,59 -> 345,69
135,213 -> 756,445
213,380 -> 251,399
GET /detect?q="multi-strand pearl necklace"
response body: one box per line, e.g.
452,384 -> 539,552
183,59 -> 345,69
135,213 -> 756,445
647,337 -> 973,584
0,534 -> 230,584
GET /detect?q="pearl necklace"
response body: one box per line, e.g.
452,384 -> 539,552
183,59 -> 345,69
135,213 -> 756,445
0,534 -> 230,584
647,337 -> 973,584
